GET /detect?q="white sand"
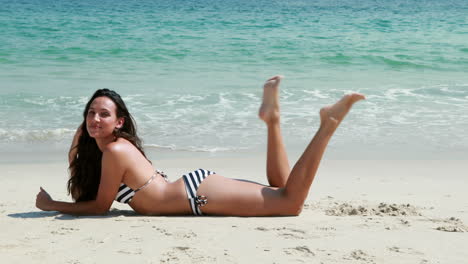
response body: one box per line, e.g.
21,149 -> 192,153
1,155 -> 467,263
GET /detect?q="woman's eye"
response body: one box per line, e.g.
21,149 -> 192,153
101,112 -> 110,117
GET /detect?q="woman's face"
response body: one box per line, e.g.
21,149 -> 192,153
86,96 -> 124,139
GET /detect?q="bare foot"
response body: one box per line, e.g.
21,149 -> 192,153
320,93 -> 366,129
259,75 -> 283,124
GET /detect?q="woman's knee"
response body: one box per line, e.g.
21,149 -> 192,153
283,201 -> 303,216
275,189 -> 304,216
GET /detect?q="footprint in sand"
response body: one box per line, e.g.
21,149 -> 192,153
435,225 -> 467,232
152,226 -> 198,239
117,249 -> 142,255
387,246 -> 424,256
128,237 -> 143,242
152,227 -> 172,236
343,250 -> 376,264
283,246 -> 315,257
161,247 -> 217,264
172,230 -> 197,239
255,227 -> 269,231
279,227 -> 306,239
51,227 -> 79,235
255,226 -> 308,239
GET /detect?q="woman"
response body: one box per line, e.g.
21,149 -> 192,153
36,76 -> 365,216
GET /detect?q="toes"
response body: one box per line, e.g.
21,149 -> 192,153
265,75 -> 283,84
268,75 -> 283,81
350,93 -> 366,102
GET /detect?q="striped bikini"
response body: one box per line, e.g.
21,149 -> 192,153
182,168 -> 216,216
115,168 -> 215,216
115,170 -> 168,204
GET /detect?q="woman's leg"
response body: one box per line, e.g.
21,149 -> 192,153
283,93 -> 365,211
198,93 -> 365,216
258,76 -> 290,187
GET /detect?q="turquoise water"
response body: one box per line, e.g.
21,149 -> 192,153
1,0 -> 467,159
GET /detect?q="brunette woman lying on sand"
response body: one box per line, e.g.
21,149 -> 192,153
36,76 -> 365,216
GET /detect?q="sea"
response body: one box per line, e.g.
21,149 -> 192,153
1,0 -> 467,161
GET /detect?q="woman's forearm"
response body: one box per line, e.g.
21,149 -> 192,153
36,187 -> 111,215
46,200 -> 108,215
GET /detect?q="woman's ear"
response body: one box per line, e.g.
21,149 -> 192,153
116,117 -> 125,129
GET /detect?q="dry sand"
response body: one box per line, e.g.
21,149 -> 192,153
1,155 -> 467,263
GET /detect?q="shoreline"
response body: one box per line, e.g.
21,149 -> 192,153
1,142 -> 468,165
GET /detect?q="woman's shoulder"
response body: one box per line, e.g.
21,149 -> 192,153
102,138 -> 137,155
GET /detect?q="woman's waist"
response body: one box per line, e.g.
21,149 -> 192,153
128,178 -> 191,215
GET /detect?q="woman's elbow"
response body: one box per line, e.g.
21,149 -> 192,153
92,209 -> 109,215
91,203 -> 111,215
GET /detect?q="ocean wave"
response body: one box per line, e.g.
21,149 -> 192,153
16,95 -> 88,108
302,89 -> 330,99
1,80 -> 467,159
144,143 -> 247,153
0,128 -> 74,142
319,54 -> 441,70
320,54 -> 353,65
364,55 -> 432,69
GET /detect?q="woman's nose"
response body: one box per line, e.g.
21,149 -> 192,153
93,113 -> 100,122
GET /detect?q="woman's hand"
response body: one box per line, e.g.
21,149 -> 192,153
36,187 -> 54,211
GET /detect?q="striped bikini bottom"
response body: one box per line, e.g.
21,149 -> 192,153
182,168 -> 216,216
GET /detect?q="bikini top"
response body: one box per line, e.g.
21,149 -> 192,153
115,170 -> 168,204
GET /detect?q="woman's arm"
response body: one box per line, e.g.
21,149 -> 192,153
36,187 -> 108,215
37,146 -> 126,215
68,125 -> 83,165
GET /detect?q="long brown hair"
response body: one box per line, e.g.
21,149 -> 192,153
67,89 -> 147,202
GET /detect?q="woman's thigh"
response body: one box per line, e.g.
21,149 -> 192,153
196,174 -> 291,216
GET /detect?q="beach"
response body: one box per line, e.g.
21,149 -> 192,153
1,0 -> 468,263
2,153 -> 467,263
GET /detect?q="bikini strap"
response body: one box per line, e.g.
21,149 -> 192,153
156,169 -> 169,181
133,172 -> 156,193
